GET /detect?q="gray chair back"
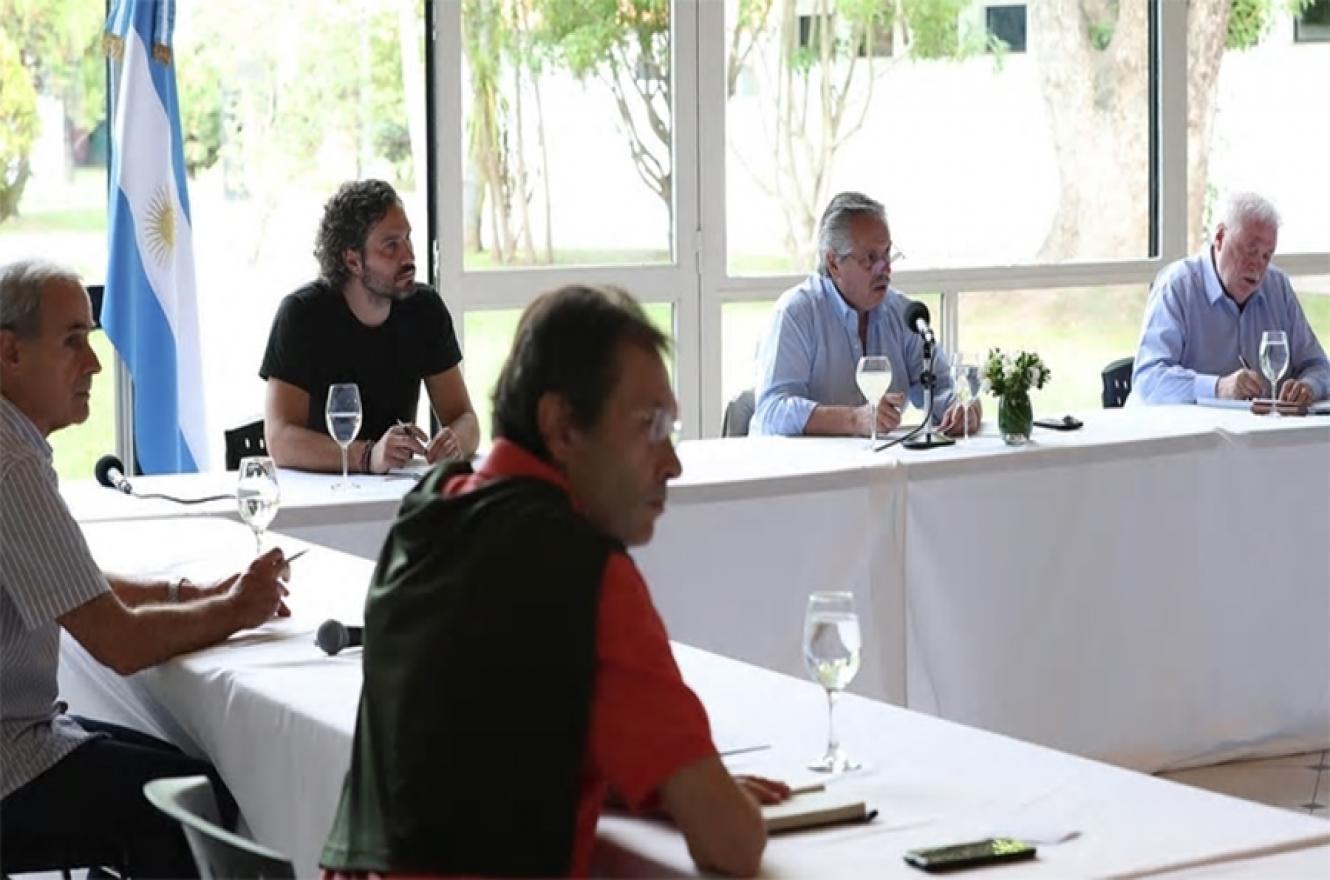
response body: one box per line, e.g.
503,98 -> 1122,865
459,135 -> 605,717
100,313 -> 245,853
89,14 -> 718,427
722,388 -> 756,437
143,776 -> 295,880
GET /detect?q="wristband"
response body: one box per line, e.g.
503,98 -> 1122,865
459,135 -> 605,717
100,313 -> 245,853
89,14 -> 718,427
360,440 -> 374,474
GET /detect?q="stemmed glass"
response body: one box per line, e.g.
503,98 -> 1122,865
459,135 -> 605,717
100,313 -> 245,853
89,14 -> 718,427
1259,331 -> 1290,418
236,456 -> 280,555
803,591 -> 862,772
951,353 -> 982,442
856,356 -> 893,449
326,383 -> 364,488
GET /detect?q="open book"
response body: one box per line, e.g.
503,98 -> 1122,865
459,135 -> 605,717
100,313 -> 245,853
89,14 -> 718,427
761,785 -> 874,834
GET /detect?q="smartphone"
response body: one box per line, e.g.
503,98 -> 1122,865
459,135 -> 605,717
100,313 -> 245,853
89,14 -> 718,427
1033,415 -> 1083,431
904,838 -> 1036,873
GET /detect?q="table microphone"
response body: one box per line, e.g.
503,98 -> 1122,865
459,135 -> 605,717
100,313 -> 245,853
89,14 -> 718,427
903,300 -> 936,345
95,454 -> 134,494
316,619 -> 364,656
92,454 -> 232,504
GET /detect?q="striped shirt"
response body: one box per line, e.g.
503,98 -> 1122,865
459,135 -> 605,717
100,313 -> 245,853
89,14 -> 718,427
1,396 -> 109,798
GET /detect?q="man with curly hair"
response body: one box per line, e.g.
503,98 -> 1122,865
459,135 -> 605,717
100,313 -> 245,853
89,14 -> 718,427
260,180 -> 478,473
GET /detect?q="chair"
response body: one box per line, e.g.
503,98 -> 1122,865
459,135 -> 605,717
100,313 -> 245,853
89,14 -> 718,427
142,776 -> 295,880
1101,357 -> 1134,408
224,420 -> 267,470
721,388 -> 756,437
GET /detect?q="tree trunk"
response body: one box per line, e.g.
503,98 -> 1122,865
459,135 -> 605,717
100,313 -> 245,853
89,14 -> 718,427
1186,0 -> 1231,250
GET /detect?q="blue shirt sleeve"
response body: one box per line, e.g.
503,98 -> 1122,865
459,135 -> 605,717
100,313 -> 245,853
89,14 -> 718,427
752,299 -> 820,436
1132,276 -> 1218,404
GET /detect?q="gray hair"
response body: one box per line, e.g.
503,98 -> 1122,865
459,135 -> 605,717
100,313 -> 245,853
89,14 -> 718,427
0,259 -> 82,339
816,191 -> 887,275
1219,191 -> 1281,236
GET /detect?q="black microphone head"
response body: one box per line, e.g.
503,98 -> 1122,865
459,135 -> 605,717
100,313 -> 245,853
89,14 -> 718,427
903,300 -> 931,333
316,619 -> 351,656
95,454 -> 124,489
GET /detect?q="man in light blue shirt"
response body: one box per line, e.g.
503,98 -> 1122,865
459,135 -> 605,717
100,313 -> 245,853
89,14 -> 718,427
752,191 -> 978,437
1131,191 -> 1329,405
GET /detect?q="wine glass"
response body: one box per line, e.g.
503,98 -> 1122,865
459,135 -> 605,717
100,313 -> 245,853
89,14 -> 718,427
326,383 -> 364,488
950,353 -> 981,442
803,591 -> 862,772
856,356 -> 893,449
1259,331 -> 1290,417
236,456 -> 280,555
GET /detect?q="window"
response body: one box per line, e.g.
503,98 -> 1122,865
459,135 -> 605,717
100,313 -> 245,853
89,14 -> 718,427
1194,0 -> 1330,253
173,0 -> 428,467
0,0 -> 114,478
957,285 -> 1149,414
1296,276 -> 1330,346
986,5 -> 1027,53
1295,0 -> 1330,42
458,1 -> 673,270
724,1 -> 1151,275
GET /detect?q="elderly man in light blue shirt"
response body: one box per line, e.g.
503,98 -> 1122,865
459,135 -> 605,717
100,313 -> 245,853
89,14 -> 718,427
752,191 -> 978,437
1131,191 -> 1330,405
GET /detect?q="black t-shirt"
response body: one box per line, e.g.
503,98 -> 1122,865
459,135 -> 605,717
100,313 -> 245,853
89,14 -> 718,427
259,281 -> 462,442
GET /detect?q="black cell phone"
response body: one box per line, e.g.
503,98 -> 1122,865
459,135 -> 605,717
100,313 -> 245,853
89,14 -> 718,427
1033,415 -> 1083,431
904,838 -> 1037,873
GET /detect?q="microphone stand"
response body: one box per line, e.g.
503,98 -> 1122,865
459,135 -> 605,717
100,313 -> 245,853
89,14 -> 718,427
901,335 -> 954,451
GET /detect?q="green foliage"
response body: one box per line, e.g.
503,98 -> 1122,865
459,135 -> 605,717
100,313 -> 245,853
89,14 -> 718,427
1227,0 -> 1273,48
901,0 -> 969,59
984,348 -> 1050,397
0,27 -> 39,221
535,0 -> 670,80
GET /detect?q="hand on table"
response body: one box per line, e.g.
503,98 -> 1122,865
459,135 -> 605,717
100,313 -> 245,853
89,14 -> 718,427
937,400 -> 982,437
1278,378 -> 1314,405
226,548 -> 291,628
862,392 -> 905,437
371,423 -> 428,473
427,426 -> 462,463
735,774 -> 792,805
1217,368 -> 1264,400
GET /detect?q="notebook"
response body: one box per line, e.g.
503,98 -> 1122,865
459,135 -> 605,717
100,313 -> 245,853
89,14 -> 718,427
761,786 -> 874,834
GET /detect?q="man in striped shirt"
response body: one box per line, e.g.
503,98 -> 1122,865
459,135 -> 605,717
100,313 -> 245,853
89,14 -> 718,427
0,260 -> 290,878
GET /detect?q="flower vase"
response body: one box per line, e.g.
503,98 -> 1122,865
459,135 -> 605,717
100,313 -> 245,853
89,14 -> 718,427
999,391 -> 1033,446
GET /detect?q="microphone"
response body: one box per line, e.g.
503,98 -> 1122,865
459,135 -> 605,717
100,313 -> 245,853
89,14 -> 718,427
316,619 -> 364,656
903,300 -> 935,345
95,454 -> 133,494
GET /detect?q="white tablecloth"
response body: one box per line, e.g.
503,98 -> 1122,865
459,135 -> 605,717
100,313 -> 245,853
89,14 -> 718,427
63,407 -> 1330,771
635,407 -> 1330,771
58,519 -> 1330,878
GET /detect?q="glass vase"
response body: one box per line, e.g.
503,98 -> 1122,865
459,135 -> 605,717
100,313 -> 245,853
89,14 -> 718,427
999,390 -> 1033,446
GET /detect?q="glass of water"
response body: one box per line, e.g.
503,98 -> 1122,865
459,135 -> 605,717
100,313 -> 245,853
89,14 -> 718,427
856,356 -> 893,448
1259,331 -> 1290,417
951,353 -> 981,441
236,456 -> 280,555
803,591 -> 863,772
326,383 -> 364,488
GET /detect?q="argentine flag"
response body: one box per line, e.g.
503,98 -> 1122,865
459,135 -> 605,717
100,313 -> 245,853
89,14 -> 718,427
104,0 -> 207,473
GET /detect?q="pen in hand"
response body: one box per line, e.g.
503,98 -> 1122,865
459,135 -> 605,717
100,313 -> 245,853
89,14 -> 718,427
1238,353 -> 1252,371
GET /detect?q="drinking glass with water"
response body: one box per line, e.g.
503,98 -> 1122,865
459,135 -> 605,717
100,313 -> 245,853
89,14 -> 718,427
326,383 -> 364,488
236,456 -> 280,555
803,591 -> 863,772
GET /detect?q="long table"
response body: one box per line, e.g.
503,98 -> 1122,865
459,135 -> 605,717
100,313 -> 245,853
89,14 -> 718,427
61,406 -> 1330,771
58,518 -> 1330,878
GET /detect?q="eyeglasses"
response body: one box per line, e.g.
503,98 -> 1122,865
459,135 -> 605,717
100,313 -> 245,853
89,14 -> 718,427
842,246 -> 904,273
641,407 -> 682,444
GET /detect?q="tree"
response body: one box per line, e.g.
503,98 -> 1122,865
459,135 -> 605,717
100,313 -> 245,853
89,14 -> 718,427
730,0 -> 990,264
0,0 -> 105,219
0,28 -> 38,221
535,0 -> 673,246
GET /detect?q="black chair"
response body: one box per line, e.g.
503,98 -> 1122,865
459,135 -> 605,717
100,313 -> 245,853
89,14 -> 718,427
1101,357 -> 1134,408
142,776 -> 295,880
721,388 -> 756,437
224,420 -> 267,470
0,833 -> 103,879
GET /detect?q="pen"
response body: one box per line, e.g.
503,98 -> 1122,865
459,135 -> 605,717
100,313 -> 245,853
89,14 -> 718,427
285,548 -> 309,564
1238,353 -> 1252,371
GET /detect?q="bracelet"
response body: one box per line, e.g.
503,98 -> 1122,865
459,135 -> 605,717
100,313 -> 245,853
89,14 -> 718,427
360,440 -> 374,474
167,577 -> 186,603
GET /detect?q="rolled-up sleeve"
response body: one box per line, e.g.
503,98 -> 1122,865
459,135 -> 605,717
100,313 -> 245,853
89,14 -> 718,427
1132,280 -> 1214,404
752,300 -> 820,436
